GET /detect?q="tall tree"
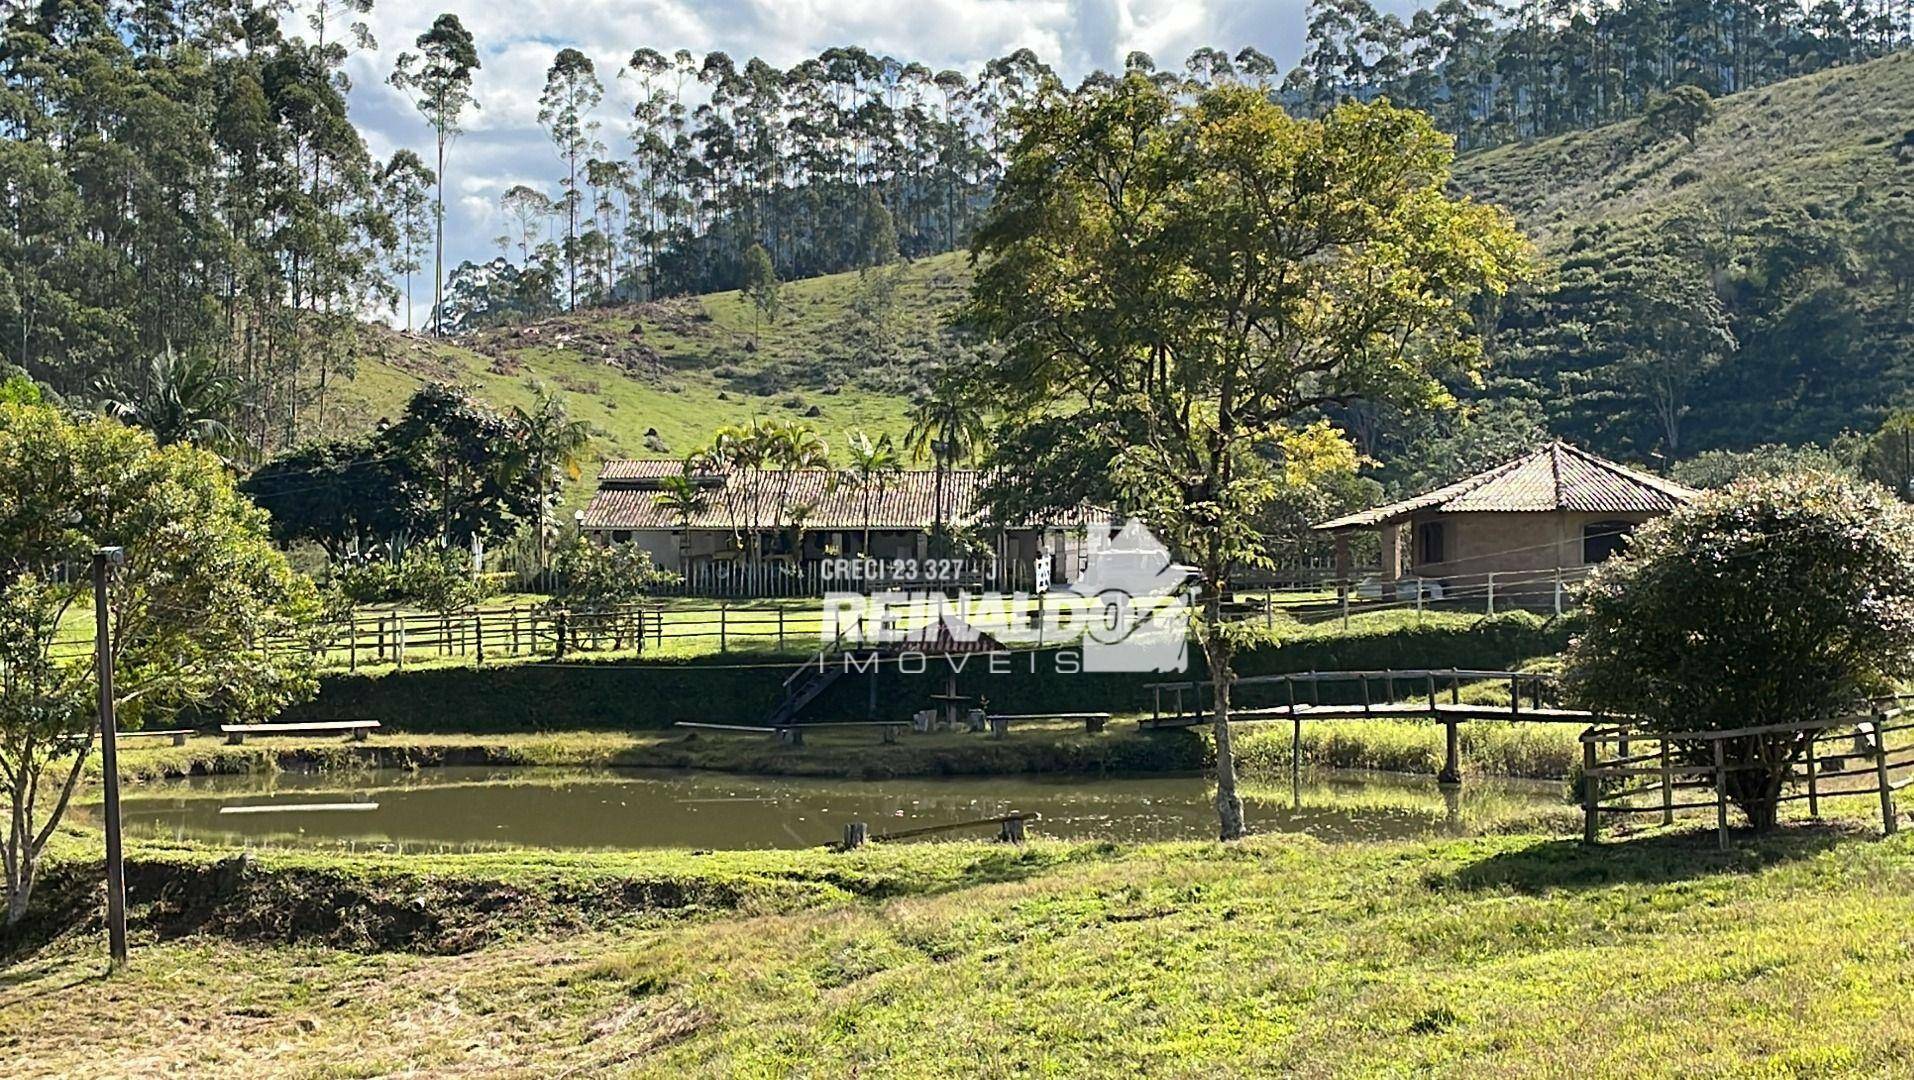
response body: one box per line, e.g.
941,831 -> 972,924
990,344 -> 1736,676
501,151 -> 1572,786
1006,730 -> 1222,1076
539,48 -> 603,310
389,13 -> 480,336
378,150 -> 436,332
965,80 -> 1529,839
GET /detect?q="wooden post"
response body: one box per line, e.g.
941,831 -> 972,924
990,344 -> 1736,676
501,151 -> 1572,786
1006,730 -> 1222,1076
1806,737 -> 1821,819
999,814 -> 1026,844
843,821 -> 868,850
720,604 -> 728,653
396,617 -> 405,671
777,607 -> 786,650
348,611 -> 357,673
1660,740 -> 1675,826
1713,739 -> 1730,850
1875,710 -> 1898,836
377,615 -> 387,665
1291,713 -> 1302,798
1582,736 -> 1599,844
474,611 -> 484,665
1439,720 -> 1462,786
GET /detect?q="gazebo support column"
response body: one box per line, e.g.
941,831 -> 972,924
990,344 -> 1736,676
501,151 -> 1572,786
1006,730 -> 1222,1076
1380,522 -> 1401,601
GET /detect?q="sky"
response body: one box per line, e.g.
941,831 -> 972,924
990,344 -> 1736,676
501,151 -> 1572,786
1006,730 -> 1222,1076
336,0 -> 1376,319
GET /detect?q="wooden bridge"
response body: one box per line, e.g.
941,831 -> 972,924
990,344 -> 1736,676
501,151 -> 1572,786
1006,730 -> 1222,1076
1141,668 -> 1604,785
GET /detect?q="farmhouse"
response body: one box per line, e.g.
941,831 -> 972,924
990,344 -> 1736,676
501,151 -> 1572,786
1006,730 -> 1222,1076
580,459 -> 1091,591
1312,441 -> 1696,595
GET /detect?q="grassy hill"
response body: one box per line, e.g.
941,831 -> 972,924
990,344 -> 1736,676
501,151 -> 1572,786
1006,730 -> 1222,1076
326,52 -> 1914,492
327,252 -> 974,494
1451,50 -> 1914,250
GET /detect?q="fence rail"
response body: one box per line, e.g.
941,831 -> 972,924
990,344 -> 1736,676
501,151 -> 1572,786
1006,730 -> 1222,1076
1581,704 -> 1914,847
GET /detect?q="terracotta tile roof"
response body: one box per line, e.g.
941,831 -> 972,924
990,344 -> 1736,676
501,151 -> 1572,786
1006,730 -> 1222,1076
1313,442 -> 1696,531
583,461 -> 995,532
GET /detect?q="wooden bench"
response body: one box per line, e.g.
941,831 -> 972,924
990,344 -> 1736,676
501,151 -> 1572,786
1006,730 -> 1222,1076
985,712 -> 1113,738
221,720 -> 380,745
676,721 -> 803,745
120,728 -> 194,747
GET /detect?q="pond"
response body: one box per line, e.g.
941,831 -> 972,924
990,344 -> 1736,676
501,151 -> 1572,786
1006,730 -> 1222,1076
85,767 -> 1567,853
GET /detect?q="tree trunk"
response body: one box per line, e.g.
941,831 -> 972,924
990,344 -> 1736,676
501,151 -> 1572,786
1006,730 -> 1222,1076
1204,595 -> 1247,840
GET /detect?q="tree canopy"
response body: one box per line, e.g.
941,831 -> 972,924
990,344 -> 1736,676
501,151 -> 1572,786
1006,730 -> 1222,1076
0,401 -> 319,922
965,77 -> 1530,838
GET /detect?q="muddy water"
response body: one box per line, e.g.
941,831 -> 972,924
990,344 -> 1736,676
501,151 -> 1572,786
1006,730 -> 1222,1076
87,767 -> 1565,852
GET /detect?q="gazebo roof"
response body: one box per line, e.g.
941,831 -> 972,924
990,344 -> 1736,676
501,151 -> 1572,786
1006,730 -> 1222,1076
1313,441 -> 1695,532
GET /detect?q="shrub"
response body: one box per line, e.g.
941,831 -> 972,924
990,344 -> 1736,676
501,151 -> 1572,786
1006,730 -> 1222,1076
550,538 -> 679,610
1564,472 -> 1914,829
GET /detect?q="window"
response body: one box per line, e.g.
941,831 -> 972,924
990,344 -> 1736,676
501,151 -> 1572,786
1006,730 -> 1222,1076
1416,521 -> 1445,565
1582,521 -> 1634,564
611,530 -> 632,543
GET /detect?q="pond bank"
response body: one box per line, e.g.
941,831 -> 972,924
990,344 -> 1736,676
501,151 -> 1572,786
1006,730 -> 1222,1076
101,717 -> 1584,787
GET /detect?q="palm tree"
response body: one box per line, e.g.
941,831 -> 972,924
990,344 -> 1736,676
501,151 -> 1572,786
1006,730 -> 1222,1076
651,460 -> 712,570
505,385 -> 593,584
764,419 -> 831,562
97,344 -> 239,453
840,429 -> 900,557
904,377 -> 986,554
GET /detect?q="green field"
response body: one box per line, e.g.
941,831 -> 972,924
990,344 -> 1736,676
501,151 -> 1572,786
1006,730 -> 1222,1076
8,802 -> 1912,1076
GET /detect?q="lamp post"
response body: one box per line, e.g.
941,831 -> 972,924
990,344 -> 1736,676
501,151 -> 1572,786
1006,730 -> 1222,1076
92,546 -> 127,969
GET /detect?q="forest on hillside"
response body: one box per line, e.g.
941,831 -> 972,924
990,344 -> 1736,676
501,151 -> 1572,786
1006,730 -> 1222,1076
1,0 -> 1911,471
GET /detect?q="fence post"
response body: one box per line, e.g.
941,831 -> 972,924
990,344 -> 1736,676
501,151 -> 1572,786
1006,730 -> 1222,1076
1660,740 -> 1674,826
720,604 -> 728,653
842,821 -> 867,850
347,612 -> 357,673
1340,590 -> 1350,632
1806,736 -> 1821,819
1582,736 -> 1599,844
396,616 -> 406,671
778,607 -> 786,650
474,610 -> 484,665
1875,709 -> 1898,836
999,814 -> 1026,845
1713,739 -> 1729,850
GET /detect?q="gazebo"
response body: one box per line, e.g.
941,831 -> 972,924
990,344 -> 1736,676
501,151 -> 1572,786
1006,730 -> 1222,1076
1312,441 -> 1696,600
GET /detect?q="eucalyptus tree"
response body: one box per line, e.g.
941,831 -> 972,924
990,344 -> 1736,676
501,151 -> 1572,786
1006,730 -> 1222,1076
500,185 -> 554,264
389,13 -> 480,336
379,150 -> 436,331
965,79 -> 1529,839
539,48 -> 603,310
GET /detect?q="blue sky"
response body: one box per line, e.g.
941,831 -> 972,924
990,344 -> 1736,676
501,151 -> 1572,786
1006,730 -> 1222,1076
337,0 -> 1377,318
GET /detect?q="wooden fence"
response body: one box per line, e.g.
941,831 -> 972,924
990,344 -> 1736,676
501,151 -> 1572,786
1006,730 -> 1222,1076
1580,702 -> 1914,847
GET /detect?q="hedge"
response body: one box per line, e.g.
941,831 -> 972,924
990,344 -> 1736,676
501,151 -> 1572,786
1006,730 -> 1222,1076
285,612 -> 1570,733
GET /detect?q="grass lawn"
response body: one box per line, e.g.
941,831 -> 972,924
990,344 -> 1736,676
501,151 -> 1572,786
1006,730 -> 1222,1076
7,804 -> 1913,1077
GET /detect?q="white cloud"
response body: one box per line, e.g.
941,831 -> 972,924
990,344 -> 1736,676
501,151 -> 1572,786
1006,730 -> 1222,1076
332,0 -> 1322,318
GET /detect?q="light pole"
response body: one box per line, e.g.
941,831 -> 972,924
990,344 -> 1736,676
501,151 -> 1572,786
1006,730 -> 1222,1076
92,546 -> 127,969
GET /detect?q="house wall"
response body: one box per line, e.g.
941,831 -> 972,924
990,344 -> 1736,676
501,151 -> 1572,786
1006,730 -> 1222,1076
1408,510 -> 1663,581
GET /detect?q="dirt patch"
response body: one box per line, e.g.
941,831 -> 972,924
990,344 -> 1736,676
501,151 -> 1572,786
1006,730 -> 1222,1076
15,854 -> 753,957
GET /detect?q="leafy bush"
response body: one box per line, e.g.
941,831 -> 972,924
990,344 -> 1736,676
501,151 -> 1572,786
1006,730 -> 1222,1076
1564,472 -> 1914,828
550,538 -> 679,610
328,548 -> 492,610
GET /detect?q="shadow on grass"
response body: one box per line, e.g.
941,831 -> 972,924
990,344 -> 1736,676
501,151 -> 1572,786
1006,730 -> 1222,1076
1439,821 -> 1859,893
